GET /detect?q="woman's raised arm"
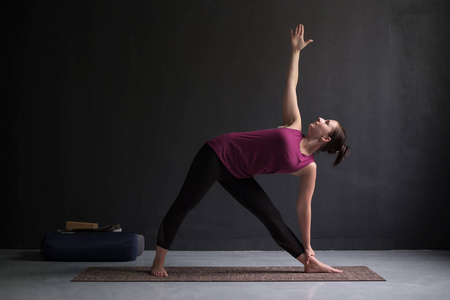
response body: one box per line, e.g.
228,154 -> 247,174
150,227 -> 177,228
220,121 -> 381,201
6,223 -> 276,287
281,24 -> 313,130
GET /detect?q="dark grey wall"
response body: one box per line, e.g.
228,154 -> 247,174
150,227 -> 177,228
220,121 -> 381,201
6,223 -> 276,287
4,0 -> 450,250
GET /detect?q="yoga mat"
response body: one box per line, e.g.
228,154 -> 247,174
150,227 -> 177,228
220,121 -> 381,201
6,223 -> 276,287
72,266 -> 385,282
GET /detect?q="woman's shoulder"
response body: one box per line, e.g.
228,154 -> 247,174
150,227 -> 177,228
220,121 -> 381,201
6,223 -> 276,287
278,121 -> 302,131
290,161 -> 317,177
278,125 -> 303,134
278,125 -> 301,130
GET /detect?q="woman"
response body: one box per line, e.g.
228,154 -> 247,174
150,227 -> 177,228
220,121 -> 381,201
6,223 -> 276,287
151,24 -> 349,277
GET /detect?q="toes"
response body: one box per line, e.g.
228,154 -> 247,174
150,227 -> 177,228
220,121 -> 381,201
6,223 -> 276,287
151,270 -> 168,277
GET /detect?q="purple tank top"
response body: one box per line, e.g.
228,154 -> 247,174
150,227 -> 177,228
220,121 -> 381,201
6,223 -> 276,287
206,128 -> 315,178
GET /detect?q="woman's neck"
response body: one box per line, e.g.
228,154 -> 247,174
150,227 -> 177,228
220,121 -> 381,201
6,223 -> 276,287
300,136 -> 322,156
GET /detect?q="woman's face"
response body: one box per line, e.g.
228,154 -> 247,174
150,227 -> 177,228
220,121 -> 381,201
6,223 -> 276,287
309,117 -> 339,139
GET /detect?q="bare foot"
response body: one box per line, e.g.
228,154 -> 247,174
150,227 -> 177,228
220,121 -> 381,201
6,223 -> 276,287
150,246 -> 169,277
304,256 -> 342,273
151,263 -> 168,277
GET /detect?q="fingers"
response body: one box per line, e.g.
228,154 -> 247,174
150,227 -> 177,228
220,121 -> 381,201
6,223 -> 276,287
294,24 -> 303,37
293,24 -> 307,37
292,24 -> 314,47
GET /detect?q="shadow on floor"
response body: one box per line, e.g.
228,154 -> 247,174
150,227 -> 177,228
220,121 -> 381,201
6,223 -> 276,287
13,250 -> 45,261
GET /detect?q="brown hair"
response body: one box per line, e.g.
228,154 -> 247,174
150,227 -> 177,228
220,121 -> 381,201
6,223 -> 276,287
320,124 -> 350,166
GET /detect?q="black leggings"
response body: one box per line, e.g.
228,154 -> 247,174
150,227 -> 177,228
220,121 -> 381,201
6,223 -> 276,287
156,143 -> 305,258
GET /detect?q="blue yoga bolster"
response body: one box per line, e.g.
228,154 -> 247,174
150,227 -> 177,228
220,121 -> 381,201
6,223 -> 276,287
42,232 -> 138,261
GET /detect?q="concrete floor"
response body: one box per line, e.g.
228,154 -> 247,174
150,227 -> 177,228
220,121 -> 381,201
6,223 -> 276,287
1,250 -> 449,300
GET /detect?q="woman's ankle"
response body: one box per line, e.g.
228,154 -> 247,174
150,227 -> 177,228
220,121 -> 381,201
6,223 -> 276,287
154,245 -> 168,264
297,253 -> 307,266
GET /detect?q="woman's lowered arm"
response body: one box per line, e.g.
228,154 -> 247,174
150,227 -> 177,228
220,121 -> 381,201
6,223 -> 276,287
293,162 -> 317,262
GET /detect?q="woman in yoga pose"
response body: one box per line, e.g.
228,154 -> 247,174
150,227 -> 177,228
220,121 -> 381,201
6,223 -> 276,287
151,24 -> 349,276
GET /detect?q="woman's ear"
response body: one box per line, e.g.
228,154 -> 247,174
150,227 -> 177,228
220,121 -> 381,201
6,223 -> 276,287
321,136 -> 331,143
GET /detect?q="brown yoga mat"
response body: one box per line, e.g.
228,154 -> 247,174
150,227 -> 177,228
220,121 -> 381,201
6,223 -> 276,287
72,266 -> 385,282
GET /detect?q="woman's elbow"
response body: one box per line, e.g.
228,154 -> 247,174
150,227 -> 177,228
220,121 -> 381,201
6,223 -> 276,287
296,202 -> 311,214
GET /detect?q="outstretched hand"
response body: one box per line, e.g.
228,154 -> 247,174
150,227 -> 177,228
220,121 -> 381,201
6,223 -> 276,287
291,24 -> 313,51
